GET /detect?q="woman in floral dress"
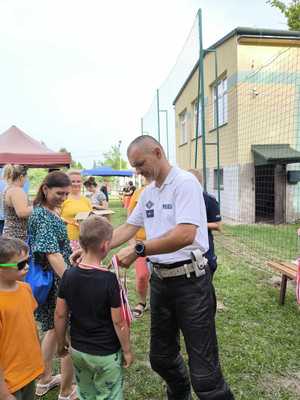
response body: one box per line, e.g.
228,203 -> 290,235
28,171 -> 77,400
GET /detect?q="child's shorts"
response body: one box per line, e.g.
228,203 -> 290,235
13,380 -> 35,400
71,347 -> 123,400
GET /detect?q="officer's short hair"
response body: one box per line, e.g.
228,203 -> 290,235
127,135 -> 164,155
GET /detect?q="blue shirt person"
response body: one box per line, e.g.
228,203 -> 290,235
203,191 -> 222,275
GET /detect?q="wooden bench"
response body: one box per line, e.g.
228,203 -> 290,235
266,261 -> 297,305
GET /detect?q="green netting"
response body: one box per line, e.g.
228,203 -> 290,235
142,9 -> 300,263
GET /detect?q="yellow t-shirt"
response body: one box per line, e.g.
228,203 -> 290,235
61,196 -> 92,240
128,187 -> 146,241
0,282 -> 44,393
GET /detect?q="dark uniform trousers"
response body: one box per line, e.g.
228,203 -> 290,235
149,267 -> 234,400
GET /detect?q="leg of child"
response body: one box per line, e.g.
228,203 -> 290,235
13,380 -> 35,400
133,257 -> 150,318
94,350 -> 123,400
70,348 -> 98,400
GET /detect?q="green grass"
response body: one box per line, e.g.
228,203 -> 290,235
42,201 -> 300,400
223,223 -> 300,262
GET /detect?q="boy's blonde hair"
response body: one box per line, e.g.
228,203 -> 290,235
0,237 -> 29,264
79,215 -> 113,253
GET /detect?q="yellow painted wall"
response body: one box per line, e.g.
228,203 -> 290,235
237,45 -> 299,164
175,35 -> 300,170
175,36 -> 238,170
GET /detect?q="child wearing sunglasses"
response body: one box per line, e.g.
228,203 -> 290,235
0,237 -> 44,400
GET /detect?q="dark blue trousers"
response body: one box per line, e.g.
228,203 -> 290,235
149,267 -> 234,400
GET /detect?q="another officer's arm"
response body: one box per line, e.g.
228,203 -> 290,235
207,221 -> 222,231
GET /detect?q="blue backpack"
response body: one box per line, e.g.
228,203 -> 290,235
25,238 -> 54,305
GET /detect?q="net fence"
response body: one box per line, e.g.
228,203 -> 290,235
142,10 -> 300,264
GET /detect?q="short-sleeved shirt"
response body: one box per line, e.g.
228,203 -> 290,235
85,190 -> 106,207
0,282 -> 44,393
28,206 -> 72,267
61,196 -> 92,240
58,266 -> 121,356
128,187 -> 146,241
127,167 -> 208,263
203,192 -> 221,268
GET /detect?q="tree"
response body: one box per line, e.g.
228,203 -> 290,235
59,147 -> 83,169
267,0 -> 300,30
97,145 -> 128,170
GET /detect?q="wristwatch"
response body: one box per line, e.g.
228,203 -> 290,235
135,242 -> 146,257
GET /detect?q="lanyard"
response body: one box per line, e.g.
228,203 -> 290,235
78,262 -> 108,272
111,256 -> 133,326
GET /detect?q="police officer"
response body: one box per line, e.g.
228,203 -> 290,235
189,169 -> 222,277
112,136 -> 234,400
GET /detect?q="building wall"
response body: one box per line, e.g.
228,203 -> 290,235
175,34 -> 300,224
237,44 -> 299,166
175,36 -> 238,171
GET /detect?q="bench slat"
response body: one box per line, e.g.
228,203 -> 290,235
266,261 -> 297,279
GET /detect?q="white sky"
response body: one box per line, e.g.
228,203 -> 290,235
0,0 -> 286,167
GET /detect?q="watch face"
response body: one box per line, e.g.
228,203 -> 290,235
135,243 -> 145,255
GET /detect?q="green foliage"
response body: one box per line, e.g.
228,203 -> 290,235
59,147 -> 83,170
27,168 -> 48,192
94,145 -> 128,170
267,0 -> 300,30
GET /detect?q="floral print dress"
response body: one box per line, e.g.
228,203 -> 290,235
28,206 -> 72,332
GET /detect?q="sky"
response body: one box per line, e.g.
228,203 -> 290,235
0,0 -> 287,168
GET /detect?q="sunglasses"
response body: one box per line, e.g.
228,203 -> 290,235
0,258 -> 29,271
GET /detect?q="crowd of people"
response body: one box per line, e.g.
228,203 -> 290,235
0,135 -> 234,400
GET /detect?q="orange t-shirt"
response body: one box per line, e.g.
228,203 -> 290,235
128,187 -> 146,241
0,282 -> 44,393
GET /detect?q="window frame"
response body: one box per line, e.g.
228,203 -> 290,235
213,77 -> 228,129
213,168 -> 224,190
179,109 -> 188,145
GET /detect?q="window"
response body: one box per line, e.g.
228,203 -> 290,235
179,110 -> 187,145
213,77 -> 228,128
193,99 -> 202,138
214,168 -> 224,190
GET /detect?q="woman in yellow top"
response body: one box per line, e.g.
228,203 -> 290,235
127,180 -> 150,318
61,171 -> 92,251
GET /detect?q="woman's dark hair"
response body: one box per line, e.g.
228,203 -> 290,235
33,171 -> 71,206
83,176 -> 97,188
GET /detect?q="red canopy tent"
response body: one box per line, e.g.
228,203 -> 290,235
0,125 -> 71,168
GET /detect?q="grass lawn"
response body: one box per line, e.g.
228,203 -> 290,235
42,201 -> 300,400
223,223 -> 299,262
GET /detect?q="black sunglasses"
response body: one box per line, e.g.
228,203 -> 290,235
0,258 -> 30,271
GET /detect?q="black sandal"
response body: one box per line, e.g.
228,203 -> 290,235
132,302 -> 147,319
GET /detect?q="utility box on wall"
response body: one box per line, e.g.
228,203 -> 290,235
287,170 -> 300,184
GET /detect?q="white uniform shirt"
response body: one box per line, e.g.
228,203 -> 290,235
127,167 -> 209,264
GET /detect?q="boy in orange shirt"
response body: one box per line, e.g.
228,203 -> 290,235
0,237 -> 44,400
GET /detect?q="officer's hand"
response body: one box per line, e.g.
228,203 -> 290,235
116,246 -> 137,268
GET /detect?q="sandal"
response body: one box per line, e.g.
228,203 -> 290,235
58,386 -> 78,400
132,302 -> 147,319
35,374 -> 61,396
